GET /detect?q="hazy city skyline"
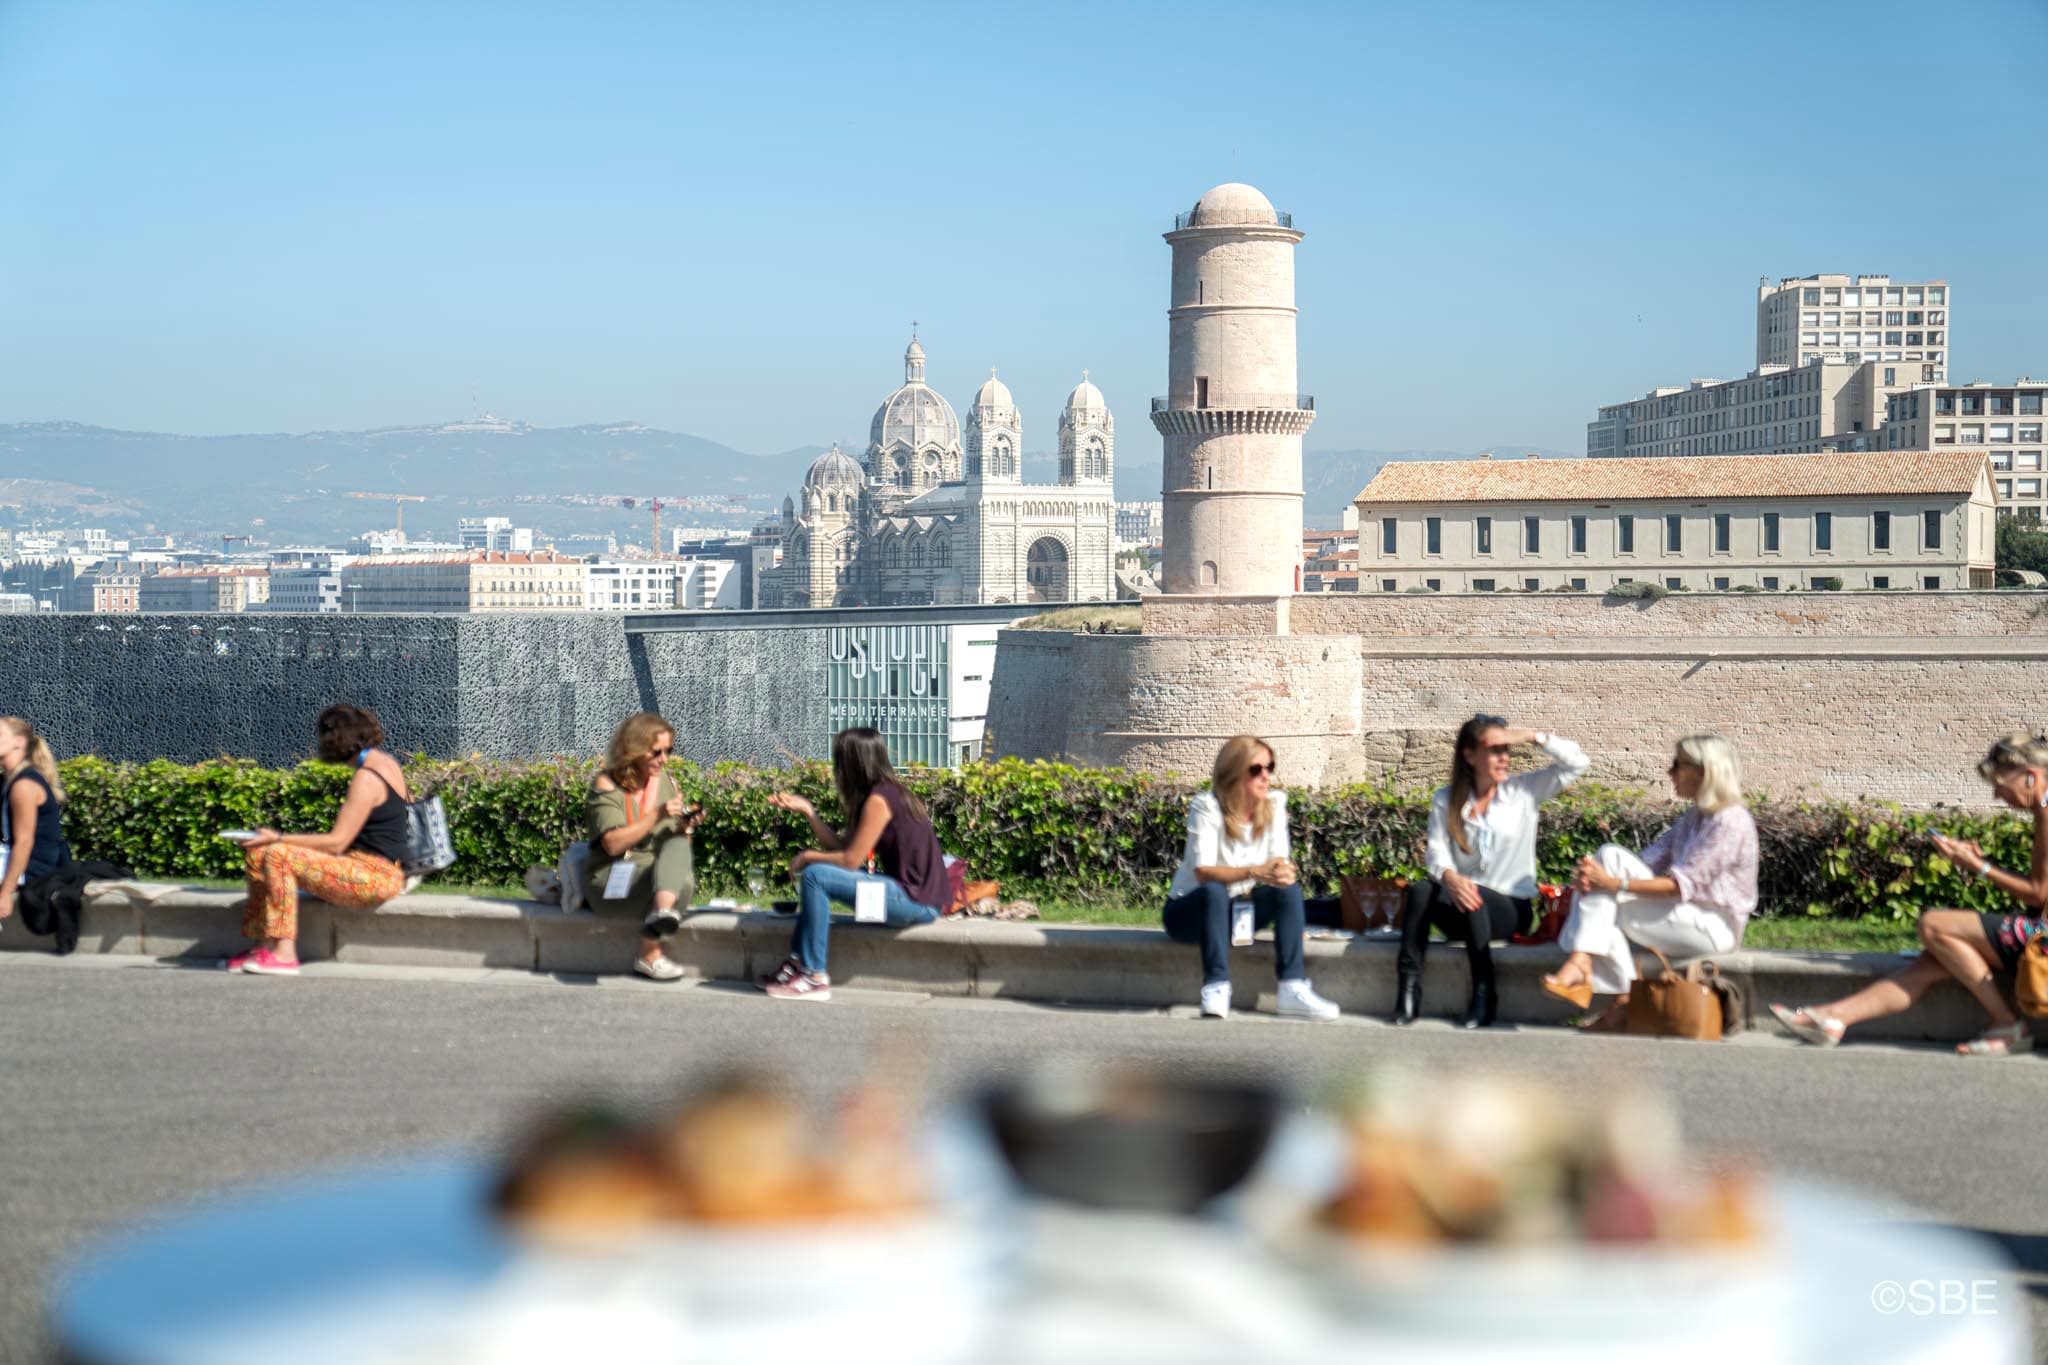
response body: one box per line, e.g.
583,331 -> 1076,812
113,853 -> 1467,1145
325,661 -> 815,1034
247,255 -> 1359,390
1,0 -> 2043,458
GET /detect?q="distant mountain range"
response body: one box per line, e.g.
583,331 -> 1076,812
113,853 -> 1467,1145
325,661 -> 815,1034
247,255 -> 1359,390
0,420 -> 1575,543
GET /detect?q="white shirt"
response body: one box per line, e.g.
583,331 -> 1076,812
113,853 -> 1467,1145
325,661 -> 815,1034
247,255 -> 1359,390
1425,733 -> 1590,898
1169,790 -> 1290,899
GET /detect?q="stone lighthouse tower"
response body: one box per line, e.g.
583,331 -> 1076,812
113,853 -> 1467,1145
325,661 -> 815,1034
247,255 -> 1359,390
1152,183 -> 1314,597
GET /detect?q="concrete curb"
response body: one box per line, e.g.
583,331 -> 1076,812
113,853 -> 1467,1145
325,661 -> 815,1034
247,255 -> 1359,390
0,887 -> 1999,1043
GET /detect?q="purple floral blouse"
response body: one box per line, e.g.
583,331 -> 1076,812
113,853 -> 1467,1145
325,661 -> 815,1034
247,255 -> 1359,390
1641,804 -> 1760,935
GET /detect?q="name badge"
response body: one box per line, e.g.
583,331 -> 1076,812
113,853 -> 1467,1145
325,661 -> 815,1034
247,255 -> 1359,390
854,880 -> 888,924
602,860 -> 637,901
1230,900 -> 1255,946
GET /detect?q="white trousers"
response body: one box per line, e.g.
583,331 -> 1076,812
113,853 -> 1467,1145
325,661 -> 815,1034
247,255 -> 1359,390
1559,844 -> 1736,995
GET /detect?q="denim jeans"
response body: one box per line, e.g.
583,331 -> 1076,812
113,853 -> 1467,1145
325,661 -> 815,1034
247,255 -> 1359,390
1160,881 -> 1307,987
792,861 -> 940,974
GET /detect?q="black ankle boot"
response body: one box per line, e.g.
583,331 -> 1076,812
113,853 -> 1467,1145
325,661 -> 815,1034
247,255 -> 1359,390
1391,970 -> 1420,1025
1461,980 -> 1496,1030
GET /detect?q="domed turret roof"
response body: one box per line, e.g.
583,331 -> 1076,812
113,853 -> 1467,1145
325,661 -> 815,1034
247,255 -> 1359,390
972,370 -> 1015,412
1188,182 -> 1277,225
804,443 -> 865,491
1064,371 -> 1108,415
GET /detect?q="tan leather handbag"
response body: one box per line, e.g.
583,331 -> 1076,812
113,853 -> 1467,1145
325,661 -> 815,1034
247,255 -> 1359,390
2015,933 -> 2048,1018
1623,945 -> 1725,1041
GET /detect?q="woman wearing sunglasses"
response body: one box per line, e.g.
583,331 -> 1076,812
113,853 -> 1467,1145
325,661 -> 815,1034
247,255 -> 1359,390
1162,735 -> 1340,1021
1541,734 -> 1757,1029
1396,714 -> 1588,1028
1770,733 -> 2048,1057
587,711 -> 701,981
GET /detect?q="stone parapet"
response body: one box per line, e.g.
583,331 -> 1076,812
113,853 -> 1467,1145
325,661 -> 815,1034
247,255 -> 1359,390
0,885 -> 2000,1044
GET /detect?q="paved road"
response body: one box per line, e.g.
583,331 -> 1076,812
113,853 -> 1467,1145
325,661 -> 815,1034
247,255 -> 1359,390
3,953 -> 2045,1362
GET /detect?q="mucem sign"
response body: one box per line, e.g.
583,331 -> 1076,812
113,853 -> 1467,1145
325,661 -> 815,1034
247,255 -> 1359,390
827,624 -> 951,766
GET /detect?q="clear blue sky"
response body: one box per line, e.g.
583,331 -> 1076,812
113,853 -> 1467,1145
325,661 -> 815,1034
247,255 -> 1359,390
2,0 -> 2043,455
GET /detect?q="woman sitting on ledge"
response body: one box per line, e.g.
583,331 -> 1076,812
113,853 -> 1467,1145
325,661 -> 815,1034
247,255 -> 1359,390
1542,734 -> 1757,1029
760,727 -> 950,1003
586,711 -> 701,983
1161,734 -> 1339,1021
1397,716 -> 1588,1028
1772,734 -> 2048,1058
228,704 -> 411,977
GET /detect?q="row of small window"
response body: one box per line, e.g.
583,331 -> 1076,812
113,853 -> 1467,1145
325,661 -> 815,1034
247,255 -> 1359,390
1390,575 -> 1942,592
1387,509 -> 1942,556
1799,332 -> 1941,348
1795,285 -> 1944,306
1936,425 -> 2044,443
1795,310 -> 1943,328
1998,480 -> 2045,500
1990,451 -> 2047,470
1941,393 -> 2044,416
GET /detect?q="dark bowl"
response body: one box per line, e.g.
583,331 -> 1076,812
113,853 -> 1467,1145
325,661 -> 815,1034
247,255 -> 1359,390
771,899 -> 798,914
978,1068 -> 1285,1215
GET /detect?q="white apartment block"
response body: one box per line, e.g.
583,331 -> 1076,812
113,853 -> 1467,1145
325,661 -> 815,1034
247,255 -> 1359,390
1756,274 -> 1950,375
256,569 -> 343,613
459,517 -> 536,554
584,559 -> 680,611
338,552 -> 585,612
1590,273 -> 1949,460
676,557 -> 741,609
1354,452 -> 1995,594
1114,501 -> 1163,550
1877,379 -> 2048,522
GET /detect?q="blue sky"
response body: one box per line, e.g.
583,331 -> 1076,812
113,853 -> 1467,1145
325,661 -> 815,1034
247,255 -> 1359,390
1,0 -> 2042,455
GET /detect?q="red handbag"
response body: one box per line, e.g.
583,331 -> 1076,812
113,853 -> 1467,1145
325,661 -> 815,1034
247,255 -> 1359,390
1511,884 -> 1571,945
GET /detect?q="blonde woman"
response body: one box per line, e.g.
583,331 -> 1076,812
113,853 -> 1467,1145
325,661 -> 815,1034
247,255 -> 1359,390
1542,735 -> 1758,1027
1397,716 -> 1588,1028
1162,735 -> 1340,1021
587,712 -> 702,981
0,716 -> 73,931
1771,734 -> 2048,1058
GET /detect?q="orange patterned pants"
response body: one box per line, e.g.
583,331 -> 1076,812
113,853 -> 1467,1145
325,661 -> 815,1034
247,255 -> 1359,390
243,845 -> 405,940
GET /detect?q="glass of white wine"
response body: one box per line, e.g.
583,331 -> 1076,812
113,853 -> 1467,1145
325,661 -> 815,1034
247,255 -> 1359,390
745,866 -> 767,908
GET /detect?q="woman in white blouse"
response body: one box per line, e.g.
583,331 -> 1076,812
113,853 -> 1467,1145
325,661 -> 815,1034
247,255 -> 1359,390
1541,734 -> 1758,1028
1163,735 -> 1341,1022
1395,715 -> 1589,1028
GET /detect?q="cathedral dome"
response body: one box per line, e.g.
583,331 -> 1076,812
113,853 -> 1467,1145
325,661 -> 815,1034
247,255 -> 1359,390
804,443 -> 866,491
1188,182 -> 1277,226
869,333 -> 961,454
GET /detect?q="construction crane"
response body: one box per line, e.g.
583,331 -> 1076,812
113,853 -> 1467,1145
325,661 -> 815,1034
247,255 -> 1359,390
221,534 -> 252,555
347,491 -> 427,537
650,497 -> 665,558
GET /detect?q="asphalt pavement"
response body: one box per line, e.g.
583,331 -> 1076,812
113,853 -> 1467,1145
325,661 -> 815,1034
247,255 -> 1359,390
3,952 -> 2045,1363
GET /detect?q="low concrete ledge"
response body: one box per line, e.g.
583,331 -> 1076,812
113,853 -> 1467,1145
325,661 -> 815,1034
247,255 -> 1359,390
0,887 -> 1999,1044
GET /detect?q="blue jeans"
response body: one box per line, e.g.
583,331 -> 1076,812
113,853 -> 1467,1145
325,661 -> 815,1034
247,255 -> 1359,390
792,862 -> 940,974
1161,881 -> 1307,987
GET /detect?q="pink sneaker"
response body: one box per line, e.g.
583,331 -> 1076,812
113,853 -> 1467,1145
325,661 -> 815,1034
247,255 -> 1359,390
755,957 -> 802,990
240,948 -> 301,977
225,950 -> 257,972
763,970 -> 831,1002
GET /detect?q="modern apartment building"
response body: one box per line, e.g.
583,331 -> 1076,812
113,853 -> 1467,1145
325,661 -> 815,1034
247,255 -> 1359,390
675,558 -> 741,609
1114,501 -> 1163,550
584,559 -> 679,611
1354,451 -> 1995,593
1755,274 -> 1950,375
140,567 -> 272,612
258,569 -> 344,613
338,551 -> 585,612
1589,273 -> 1949,460
458,517 -> 536,554
1878,379 -> 2048,522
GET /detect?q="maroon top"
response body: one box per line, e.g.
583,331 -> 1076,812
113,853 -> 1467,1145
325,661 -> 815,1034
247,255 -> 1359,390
873,781 -> 948,910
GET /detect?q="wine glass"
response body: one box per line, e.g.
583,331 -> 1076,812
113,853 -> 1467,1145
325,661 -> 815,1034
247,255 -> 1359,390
745,866 -> 766,909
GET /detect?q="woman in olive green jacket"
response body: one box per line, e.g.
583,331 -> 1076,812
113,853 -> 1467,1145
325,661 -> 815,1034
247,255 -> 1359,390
587,712 -> 701,980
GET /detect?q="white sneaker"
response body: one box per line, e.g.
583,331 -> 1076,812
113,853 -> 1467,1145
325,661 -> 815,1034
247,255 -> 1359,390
1276,979 -> 1340,1021
1199,982 -> 1232,1018
634,954 -> 685,982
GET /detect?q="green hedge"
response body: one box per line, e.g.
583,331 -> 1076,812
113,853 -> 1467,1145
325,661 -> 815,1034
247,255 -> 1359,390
51,755 -> 2035,922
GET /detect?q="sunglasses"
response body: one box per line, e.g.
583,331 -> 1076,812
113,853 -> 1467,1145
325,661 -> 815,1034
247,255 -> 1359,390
1471,713 -> 1507,729
648,745 -> 673,758
1978,738 -> 2044,781
1247,762 -> 1277,779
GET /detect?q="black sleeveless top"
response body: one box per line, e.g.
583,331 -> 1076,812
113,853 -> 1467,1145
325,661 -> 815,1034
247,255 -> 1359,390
873,781 -> 947,910
352,754 -> 411,864
3,768 -> 69,880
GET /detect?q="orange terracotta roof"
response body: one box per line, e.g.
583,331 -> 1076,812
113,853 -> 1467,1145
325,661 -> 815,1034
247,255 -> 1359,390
1356,450 -> 1993,505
